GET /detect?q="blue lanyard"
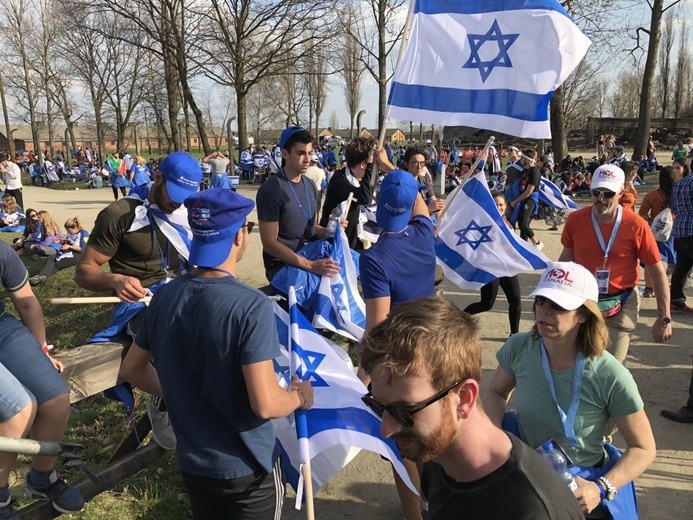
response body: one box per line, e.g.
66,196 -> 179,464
282,171 -> 313,225
147,214 -> 171,273
591,205 -> 622,267
540,339 -> 585,450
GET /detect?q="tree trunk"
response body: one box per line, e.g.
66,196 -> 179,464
237,89 -> 248,151
0,74 -> 14,157
377,0 -> 387,135
635,1 -> 664,159
550,86 -> 568,164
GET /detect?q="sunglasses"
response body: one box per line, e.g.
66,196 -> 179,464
243,221 -> 255,234
590,189 -> 617,199
534,295 -> 569,312
361,379 -> 465,428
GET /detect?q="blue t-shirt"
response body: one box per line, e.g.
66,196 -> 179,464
0,241 -> 29,316
135,274 -> 281,479
360,215 -> 436,307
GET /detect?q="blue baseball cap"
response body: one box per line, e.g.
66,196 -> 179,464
184,188 -> 255,267
377,170 -> 419,232
159,152 -> 202,203
279,126 -> 306,151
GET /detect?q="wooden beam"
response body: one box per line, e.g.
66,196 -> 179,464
54,342 -> 130,404
16,443 -> 170,520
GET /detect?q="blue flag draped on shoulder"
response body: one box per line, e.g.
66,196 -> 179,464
539,177 -> 578,211
312,224 -> 366,341
435,171 -> 550,290
387,0 -> 591,138
271,297 -> 415,504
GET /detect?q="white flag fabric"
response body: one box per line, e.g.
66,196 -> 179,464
436,171 -> 550,290
387,0 -> 591,138
272,301 -> 415,501
312,223 -> 366,341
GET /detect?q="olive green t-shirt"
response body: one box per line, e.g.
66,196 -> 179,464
87,198 -> 181,288
496,332 -> 643,467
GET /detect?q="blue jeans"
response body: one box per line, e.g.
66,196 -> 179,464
0,314 -> 69,422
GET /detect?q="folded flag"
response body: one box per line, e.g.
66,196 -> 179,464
272,297 -> 415,503
357,198 -> 382,244
436,171 -> 550,290
312,223 -> 366,341
539,177 -> 579,211
387,0 -> 591,138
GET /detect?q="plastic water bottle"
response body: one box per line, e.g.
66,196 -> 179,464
536,441 -> 578,492
326,205 -> 342,238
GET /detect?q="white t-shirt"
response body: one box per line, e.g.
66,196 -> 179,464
123,154 -> 135,171
3,162 -> 22,190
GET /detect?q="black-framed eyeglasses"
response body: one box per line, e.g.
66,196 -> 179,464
534,295 -> 569,312
361,379 -> 465,428
243,221 -> 255,234
29,213 -> 38,218
590,189 -> 617,199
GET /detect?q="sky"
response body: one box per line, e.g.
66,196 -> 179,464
319,0 -> 693,133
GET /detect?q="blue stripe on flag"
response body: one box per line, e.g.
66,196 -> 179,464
388,82 -> 552,122
435,237 -> 498,285
415,0 -> 570,18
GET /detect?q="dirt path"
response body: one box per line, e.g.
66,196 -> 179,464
26,183 -> 692,519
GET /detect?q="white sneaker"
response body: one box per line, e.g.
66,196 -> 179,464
147,396 -> 177,450
535,241 -> 544,251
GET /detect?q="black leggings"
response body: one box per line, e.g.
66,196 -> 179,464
464,276 -> 522,334
517,198 -> 537,241
112,186 -> 127,200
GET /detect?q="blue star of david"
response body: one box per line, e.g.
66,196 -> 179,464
293,344 -> 328,387
463,20 -> 519,82
331,283 -> 346,313
454,220 -> 493,250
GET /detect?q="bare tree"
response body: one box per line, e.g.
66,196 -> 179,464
193,0 -> 337,149
673,21 -> 689,120
633,0 -> 684,159
307,50 -> 330,136
341,0 -> 405,134
608,68 -> 644,118
246,78 -> 282,145
656,9 -> 675,118
342,30 -> 363,139
328,110 -> 339,130
0,0 -> 41,158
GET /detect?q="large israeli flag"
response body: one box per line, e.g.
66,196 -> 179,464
436,171 -> 550,289
388,0 -> 591,138
272,300 -> 415,502
312,224 -> 366,341
539,177 -> 579,211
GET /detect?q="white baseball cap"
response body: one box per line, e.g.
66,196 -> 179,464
529,262 -> 599,310
310,153 -> 319,163
590,164 -> 625,193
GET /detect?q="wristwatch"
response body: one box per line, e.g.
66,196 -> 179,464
660,317 -> 672,327
598,476 -> 617,501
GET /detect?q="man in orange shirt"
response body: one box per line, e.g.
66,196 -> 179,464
558,164 -> 672,362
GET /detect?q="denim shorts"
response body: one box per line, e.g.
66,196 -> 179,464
0,313 -> 69,422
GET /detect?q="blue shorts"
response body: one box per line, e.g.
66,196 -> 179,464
0,313 -> 69,422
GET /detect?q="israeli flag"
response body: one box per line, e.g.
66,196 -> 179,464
272,299 -> 415,503
539,177 -> 579,211
357,199 -> 382,244
387,0 -> 591,138
436,171 -> 550,290
312,223 -> 366,341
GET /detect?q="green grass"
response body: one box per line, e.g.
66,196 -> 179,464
0,234 -> 190,518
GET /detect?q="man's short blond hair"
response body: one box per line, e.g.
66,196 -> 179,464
360,297 -> 481,391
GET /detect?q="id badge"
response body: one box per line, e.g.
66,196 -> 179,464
595,268 -> 610,294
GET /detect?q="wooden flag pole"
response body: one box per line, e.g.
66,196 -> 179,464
436,136 -> 496,226
49,297 -> 152,305
303,463 -> 315,520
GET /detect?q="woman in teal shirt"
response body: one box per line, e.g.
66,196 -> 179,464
485,262 -> 656,519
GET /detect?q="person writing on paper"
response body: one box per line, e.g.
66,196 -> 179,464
485,262 -> 656,518
120,188 -> 314,520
